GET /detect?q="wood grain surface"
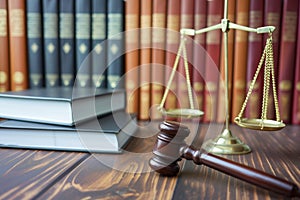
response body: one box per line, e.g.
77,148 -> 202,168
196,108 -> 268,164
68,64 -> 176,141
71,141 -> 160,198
0,123 -> 299,200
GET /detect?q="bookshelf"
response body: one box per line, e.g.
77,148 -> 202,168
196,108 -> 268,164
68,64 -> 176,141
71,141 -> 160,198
0,0 -> 300,124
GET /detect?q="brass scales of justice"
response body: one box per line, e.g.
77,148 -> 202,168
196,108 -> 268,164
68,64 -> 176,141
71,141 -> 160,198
157,0 -> 286,155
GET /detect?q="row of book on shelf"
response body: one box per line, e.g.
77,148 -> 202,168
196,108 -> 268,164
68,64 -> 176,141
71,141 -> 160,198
1,0 -> 300,125
125,0 -> 300,125
0,0 -> 124,91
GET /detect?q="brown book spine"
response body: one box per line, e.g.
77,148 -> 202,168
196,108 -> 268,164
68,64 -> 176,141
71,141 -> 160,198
176,0 -> 194,112
216,0 -> 236,123
150,0 -> 167,120
292,2 -> 300,124
203,0 -> 223,122
139,0 -> 152,120
0,0 -> 9,92
8,0 -> 28,91
278,0 -> 299,123
231,0 -> 250,122
193,0 -> 207,117
125,0 -> 140,114
245,0 -> 264,119
264,0 -> 283,119
164,0 -> 181,113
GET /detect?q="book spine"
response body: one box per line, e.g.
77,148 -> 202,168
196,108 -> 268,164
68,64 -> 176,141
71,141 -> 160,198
107,0 -> 124,89
0,0 -> 10,92
150,0 -> 167,120
217,0 -> 236,123
278,0 -> 299,123
245,0 -> 264,119
91,0 -> 107,88
203,0 -> 223,122
177,0 -> 194,112
59,0 -> 75,87
264,0 -> 283,119
125,0 -> 140,114
164,0 -> 181,114
139,0 -> 152,120
26,0 -> 44,88
193,0 -> 207,119
292,2 -> 300,124
8,0 -> 28,91
75,0 -> 91,87
43,0 -> 60,87
231,0 -> 250,122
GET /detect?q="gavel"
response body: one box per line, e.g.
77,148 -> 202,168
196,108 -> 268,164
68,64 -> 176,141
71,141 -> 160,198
149,121 -> 300,198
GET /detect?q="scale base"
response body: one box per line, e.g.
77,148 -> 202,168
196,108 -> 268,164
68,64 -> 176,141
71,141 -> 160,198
203,129 -> 251,155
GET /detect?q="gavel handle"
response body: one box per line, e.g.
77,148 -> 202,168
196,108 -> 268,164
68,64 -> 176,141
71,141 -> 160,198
181,146 -> 300,198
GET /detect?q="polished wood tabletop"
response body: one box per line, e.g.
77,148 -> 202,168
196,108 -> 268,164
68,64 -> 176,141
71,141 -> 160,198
0,122 -> 299,200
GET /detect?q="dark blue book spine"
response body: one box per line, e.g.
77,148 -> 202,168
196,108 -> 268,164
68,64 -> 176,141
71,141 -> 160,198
43,0 -> 60,87
107,0 -> 124,89
59,0 -> 75,87
75,0 -> 91,87
26,0 -> 44,88
91,0 -> 107,88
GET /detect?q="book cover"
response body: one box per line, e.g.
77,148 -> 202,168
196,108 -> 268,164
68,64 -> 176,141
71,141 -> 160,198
59,0 -> 75,87
177,0 -> 194,112
292,2 -> 300,124
8,0 -> 28,91
0,87 -> 126,126
150,0 -> 167,120
107,0 -> 124,89
264,0 -> 283,119
139,0 -> 152,120
203,0 -> 223,122
75,0 -> 91,88
244,0 -> 264,119
278,0 -> 299,123
193,0 -> 207,119
231,0 -> 250,122
91,0 -> 107,89
125,0 -> 140,114
217,0 -> 236,123
0,111 -> 137,153
164,0 -> 181,115
0,0 -> 9,92
43,0 -> 60,87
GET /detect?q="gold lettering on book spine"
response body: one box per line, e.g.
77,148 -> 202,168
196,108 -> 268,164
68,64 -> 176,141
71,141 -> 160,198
92,13 -> 106,40
76,14 -> 90,39
283,11 -> 297,42
27,13 -> 41,38
0,9 -> 7,36
10,9 -> 25,37
60,13 -> 74,39
44,13 -> 58,38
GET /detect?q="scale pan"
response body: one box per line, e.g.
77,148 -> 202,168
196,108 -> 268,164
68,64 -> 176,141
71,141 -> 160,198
160,108 -> 204,118
234,118 -> 286,131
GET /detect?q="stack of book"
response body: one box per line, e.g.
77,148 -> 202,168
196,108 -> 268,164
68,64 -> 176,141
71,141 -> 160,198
0,87 -> 137,153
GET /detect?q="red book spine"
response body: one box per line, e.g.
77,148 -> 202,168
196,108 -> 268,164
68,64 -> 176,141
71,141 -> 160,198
264,0 -> 283,119
8,0 -> 28,91
0,0 -> 10,92
193,0 -> 207,117
217,0 -> 236,123
203,0 -> 223,122
292,2 -> 300,124
176,0 -> 194,112
231,0 -> 250,122
125,0 -> 140,114
139,0 -> 152,120
150,0 -> 167,120
164,0 -> 181,112
278,0 -> 299,123
245,0 -> 264,119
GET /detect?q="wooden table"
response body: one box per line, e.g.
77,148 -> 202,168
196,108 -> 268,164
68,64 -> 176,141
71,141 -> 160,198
0,122 -> 299,200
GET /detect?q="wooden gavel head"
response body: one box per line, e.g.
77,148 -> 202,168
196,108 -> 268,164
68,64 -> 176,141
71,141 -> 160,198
149,120 -> 190,176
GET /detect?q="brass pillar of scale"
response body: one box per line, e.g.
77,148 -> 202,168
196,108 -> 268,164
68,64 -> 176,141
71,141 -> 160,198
158,0 -> 285,154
